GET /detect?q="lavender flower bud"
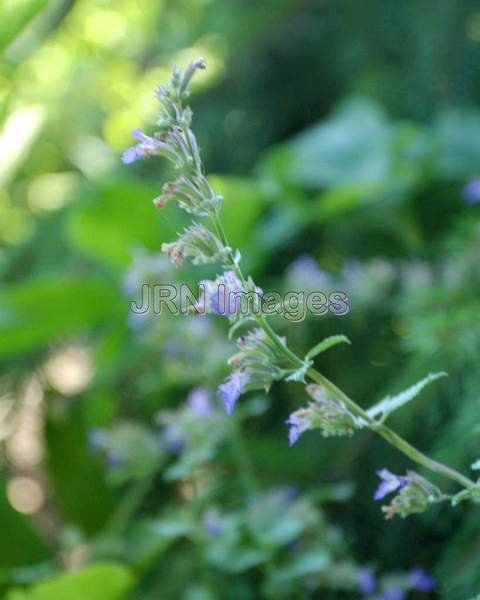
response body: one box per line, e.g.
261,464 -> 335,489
218,371 -> 249,414
180,57 -> 206,94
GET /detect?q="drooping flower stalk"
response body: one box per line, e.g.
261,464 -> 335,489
122,58 -> 478,517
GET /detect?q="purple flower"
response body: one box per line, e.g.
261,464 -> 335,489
121,129 -> 161,164
218,372 -> 249,414
203,509 -> 223,536
88,428 -> 109,452
187,387 -> 213,417
408,567 -> 435,592
286,255 -> 330,289
373,586 -> 406,600
374,469 -> 408,500
201,271 -> 244,316
285,410 -> 311,446
106,449 -> 126,467
122,146 -> 142,164
357,568 -> 377,595
163,424 -> 185,454
463,178 -> 480,204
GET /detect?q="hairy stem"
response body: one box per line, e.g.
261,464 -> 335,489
208,212 -> 475,491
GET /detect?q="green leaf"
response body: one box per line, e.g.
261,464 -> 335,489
367,372 -> 447,420
305,335 -> 351,360
284,361 -> 311,383
6,563 -> 133,600
0,0 -> 50,54
67,177 -> 184,269
451,486 -> 480,507
0,277 -> 123,358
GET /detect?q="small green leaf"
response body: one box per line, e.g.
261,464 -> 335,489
471,460 -> 480,471
451,486 -> 480,507
285,361 -> 312,383
367,372 -> 447,420
305,335 -> 351,360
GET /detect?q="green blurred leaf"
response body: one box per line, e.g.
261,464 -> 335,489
306,335 -> 351,360
0,277 -> 123,358
0,0 -> 50,54
67,177 -> 184,269
5,563 -> 133,600
367,372 -> 447,420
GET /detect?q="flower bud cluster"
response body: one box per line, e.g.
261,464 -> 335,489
286,384 -> 361,445
374,469 -> 442,519
162,222 -> 230,266
219,329 -> 286,414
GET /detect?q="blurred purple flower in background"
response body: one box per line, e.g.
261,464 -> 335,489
88,428 -> 109,453
163,424 -> 186,454
408,567 -> 435,592
106,449 -> 126,467
373,586 -> 406,600
357,567 -> 377,595
203,509 -> 223,536
463,177 -> 480,204
286,254 -> 331,290
187,387 -> 213,417
162,339 -> 182,358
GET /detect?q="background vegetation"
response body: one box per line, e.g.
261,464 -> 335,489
1,0 -> 480,598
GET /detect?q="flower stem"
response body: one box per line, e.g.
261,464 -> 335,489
208,212 -> 476,491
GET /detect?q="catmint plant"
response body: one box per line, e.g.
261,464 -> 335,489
122,58 -> 480,518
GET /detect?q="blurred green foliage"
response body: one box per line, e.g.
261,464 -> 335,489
1,0 -> 480,598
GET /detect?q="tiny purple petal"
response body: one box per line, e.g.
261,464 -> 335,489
357,568 -> 377,595
408,567 -> 435,592
122,146 -> 141,164
285,413 -> 307,446
218,372 -> 248,414
288,424 -> 301,446
131,128 -> 144,140
463,178 -> 480,204
374,469 -> 406,500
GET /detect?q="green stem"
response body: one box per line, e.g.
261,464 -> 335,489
208,212 -> 476,492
